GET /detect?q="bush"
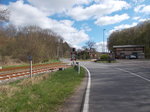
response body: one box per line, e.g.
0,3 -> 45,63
100,54 -> 110,60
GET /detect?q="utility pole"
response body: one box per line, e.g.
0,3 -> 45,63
103,29 -> 106,52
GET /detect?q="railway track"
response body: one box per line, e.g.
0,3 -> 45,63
0,63 -> 70,82
0,62 -> 62,72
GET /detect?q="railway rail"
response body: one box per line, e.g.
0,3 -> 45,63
0,62 -> 62,72
0,63 -> 70,82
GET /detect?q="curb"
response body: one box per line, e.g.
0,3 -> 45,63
80,68 -> 89,112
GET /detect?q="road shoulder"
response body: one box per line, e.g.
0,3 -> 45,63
59,71 -> 88,112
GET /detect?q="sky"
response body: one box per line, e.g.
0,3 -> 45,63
0,0 -> 150,51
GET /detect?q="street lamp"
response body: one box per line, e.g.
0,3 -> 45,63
103,29 -> 106,52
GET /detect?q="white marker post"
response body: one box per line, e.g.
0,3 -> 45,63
78,62 -> 80,74
28,56 -> 32,78
30,60 -> 32,78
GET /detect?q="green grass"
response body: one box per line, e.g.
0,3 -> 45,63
2,59 -> 60,69
96,60 -> 117,63
2,64 -> 29,69
0,67 -> 85,112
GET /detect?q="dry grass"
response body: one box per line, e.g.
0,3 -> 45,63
0,73 -> 50,99
0,85 -> 20,97
1,56 -> 25,66
17,73 -> 50,87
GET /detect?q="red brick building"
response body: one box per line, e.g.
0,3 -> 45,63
113,45 -> 145,59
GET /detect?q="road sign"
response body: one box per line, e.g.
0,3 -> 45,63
28,56 -> 32,61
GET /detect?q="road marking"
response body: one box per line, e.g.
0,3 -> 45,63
82,65 -> 91,112
117,68 -> 150,82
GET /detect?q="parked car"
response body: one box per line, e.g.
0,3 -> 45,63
129,55 -> 137,59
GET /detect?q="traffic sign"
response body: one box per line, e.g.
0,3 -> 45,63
28,56 -> 32,61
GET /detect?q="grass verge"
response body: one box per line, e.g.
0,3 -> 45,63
0,67 -> 85,112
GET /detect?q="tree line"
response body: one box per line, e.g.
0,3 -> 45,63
108,20 -> 150,58
0,25 -> 71,64
0,5 -> 71,64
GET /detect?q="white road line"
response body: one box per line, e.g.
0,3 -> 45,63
82,65 -> 91,112
117,68 -> 150,82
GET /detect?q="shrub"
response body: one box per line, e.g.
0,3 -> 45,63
100,54 -> 110,60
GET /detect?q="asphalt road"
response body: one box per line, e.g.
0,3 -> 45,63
81,60 -> 150,112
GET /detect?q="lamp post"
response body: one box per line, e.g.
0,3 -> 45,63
103,29 -> 106,52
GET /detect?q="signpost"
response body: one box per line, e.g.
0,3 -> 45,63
71,48 -> 76,66
28,56 -> 32,78
71,48 -> 80,74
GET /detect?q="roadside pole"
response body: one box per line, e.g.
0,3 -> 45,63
78,62 -> 80,74
30,60 -> 32,78
28,56 -> 32,78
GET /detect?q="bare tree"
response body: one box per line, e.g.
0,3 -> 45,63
0,1 -> 9,23
85,40 -> 95,51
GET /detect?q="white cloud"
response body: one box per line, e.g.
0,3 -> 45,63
109,22 -> 138,34
7,0 -> 89,47
133,16 -> 140,20
134,5 -> 145,12
80,24 -> 92,32
132,0 -> 145,4
27,0 -> 130,18
140,5 -> 150,14
95,41 -> 108,52
8,1 -> 50,27
67,0 -> 130,21
0,4 -> 7,10
138,18 -> 146,22
139,18 -> 150,22
27,0 -> 90,15
95,14 -> 130,26
134,5 -> 150,14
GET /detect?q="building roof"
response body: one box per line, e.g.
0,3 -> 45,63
113,45 -> 144,48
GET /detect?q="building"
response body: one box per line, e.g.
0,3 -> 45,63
113,45 -> 145,59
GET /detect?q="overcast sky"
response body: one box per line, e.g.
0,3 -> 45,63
0,0 -> 150,51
